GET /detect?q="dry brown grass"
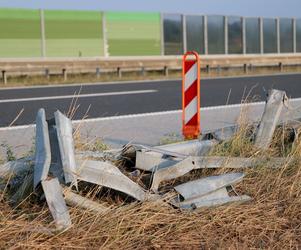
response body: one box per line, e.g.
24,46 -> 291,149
1,108 -> 301,249
0,158 -> 300,249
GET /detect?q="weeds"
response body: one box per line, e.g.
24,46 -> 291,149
0,143 -> 16,162
159,132 -> 182,145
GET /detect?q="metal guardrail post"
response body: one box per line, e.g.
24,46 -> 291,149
242,17 -> 246,54
206,64 -> 210,74
255,89 -> 286,149
45,68 -> 49,79
164,66 -> 169,76
244,63 -> 248,73
141,67 -> 145,76
96,67 -> 100,78
276,18 -> 280,53
224,16 -> 228,54
182,14 -> 187,53
62,68 -> 67,81
39,9 -> 46,58
293,18 -> 297,53
160,13 -> 165,56
259,17 -> 264,54
278,62 -> 283,72
117,67 -> 122,78
2,71 -> 7,85
204,15 -> 208,55
102,12 -> 109,57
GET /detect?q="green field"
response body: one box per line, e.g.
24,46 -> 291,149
0,9 -> 161,57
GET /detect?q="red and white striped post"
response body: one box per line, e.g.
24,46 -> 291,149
182,51 -> 200,139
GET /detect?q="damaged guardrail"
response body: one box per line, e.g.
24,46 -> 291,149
150,156 -> 286,192
0,88 -> 298,231
172,173 -> 251,210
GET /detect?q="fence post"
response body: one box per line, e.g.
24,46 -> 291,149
102,12 -> 109,57
160,13 -> 165,56
204,15 -> 208,55
40,9 -> 46,58
293,18 -> 297,53
276,18 -> 280,54
259,17 -> 264,54
242,17 -> 246,54
182,14 -> 187,53
224,16 -> 228,54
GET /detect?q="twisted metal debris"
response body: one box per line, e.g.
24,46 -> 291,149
0,89 -> 296,230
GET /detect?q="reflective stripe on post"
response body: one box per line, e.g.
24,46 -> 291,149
182,51 -> 200,139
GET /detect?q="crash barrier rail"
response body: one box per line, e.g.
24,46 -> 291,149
1,54 -> 301,84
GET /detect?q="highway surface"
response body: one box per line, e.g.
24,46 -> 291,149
0,73 -> 301,127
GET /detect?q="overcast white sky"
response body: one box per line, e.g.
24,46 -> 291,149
0,0 -> 300,18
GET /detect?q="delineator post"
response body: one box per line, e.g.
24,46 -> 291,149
182,51 -> 200,139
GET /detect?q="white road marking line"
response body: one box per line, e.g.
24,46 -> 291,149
0,90 -> 157,103
1,97 -> 301,131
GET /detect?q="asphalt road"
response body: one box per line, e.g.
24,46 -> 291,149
1,73 -> 301,127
